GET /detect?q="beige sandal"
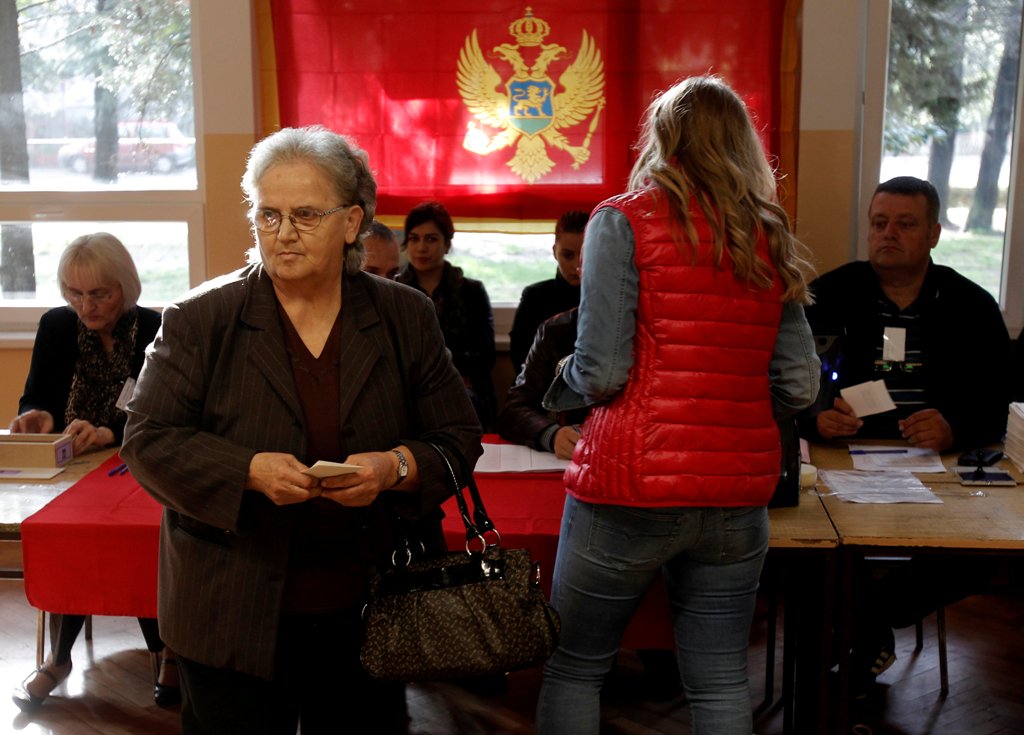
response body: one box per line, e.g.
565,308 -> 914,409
12,660 -> 71,711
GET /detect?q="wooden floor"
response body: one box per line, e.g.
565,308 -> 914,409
1,578 -> 1022,734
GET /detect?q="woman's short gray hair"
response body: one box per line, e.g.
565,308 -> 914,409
58,232 -> 142,311
241,126 -> 377,276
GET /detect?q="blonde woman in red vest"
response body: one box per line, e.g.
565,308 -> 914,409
535,75 -> 820,734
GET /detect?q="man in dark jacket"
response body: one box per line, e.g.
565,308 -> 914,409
801,176 -> 1012,696
507,210 -> 588,375
802,176 -> 1011,451
499,308 -> 588,458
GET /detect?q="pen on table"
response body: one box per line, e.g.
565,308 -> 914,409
108,462 -> 127,476
848,449 -> 909,455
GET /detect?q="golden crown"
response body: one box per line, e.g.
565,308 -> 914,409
509,7 -> 550,47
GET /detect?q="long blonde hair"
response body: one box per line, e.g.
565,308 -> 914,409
629,75 -> 813,303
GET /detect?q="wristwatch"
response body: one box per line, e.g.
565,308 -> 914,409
390,449 -> 409,488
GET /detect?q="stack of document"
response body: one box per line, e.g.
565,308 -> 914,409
476,443 -> 570,473
847,444 -> 945,472
1004,403 -> 1024,472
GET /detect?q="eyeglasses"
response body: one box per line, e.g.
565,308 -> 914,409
252,204 -> 354,234
66,287 -> 116,307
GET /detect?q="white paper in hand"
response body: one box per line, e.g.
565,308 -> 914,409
839,380 -> 896,417
302,461 -> 361,478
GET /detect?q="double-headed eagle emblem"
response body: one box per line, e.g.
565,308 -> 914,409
457,7 -> 606,184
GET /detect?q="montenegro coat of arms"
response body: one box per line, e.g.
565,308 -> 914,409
457,7 -> 606,184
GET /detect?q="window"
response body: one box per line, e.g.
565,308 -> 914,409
862,0 -> 1024,329
0,0 -> 199,331
450,228 -> 560,344
447,229 -> 559,306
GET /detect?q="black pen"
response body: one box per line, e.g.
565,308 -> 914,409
108,462 -> 127,477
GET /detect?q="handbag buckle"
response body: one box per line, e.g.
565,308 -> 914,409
391,538 -> 426,568
464,527 -> 502,554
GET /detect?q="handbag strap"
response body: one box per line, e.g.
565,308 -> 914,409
427,442 -> 499,552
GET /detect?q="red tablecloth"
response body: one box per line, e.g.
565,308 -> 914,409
440,469 -> 674,650
22,454 -> 160,618
21,448 -> 674,650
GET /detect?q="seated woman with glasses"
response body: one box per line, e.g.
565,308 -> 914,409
396,201 -> 497,429
9,232 -> 179,710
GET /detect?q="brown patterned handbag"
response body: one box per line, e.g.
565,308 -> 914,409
359,443 -> 560,682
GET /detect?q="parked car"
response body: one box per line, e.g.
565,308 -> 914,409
57,121 -> 195,174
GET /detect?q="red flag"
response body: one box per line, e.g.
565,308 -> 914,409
270,1 -> 787,220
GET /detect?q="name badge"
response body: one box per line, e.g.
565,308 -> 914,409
115,377 -> 137,411
882,327 -> 906,362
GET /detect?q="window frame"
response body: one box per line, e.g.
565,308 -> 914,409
860,0 -> 1024,336
0,1 -> 205,344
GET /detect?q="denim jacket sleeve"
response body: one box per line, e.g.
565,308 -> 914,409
770,301 -> 821,421
543,207 -> 639,411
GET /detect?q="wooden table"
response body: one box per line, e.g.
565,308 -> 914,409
761,490 -> 838,735
810,441 -> 1024,733
0,447 -> 116,575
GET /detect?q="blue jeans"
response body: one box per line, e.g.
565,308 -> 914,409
536,496 -> 769,735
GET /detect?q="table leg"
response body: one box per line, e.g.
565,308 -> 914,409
35,608 -> 45,669
835,549 -> 856,735
778,547 -> 837,735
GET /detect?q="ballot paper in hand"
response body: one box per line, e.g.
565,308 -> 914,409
302,461 -> 361,478
840,380 -> 896,417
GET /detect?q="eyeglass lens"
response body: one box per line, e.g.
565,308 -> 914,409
68,288 -> 113,305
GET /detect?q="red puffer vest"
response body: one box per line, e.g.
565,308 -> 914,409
565,190 -> 784,507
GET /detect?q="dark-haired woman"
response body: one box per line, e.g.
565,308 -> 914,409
396,201 -> 497,429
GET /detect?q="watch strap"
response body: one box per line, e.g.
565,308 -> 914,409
390,449 -> 408,488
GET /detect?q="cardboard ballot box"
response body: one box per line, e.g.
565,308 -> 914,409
0,434 -> 74,468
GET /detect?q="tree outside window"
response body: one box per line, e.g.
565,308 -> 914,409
0,0 -> 194,304
882,0 -> 1023,300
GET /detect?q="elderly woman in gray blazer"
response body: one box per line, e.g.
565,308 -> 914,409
122,125 -> 482,735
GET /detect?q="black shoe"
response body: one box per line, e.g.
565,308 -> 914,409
853,627 -> 896,699
153,657 -> 181,707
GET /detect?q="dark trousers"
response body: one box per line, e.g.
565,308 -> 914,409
853,554 -> 997,653
177,609 -> 408,735
50,614 -> 162,665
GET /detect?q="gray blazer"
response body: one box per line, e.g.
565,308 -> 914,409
122,264 -> 482,679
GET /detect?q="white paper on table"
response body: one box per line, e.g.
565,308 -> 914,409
840,380 -> 897,417
0,466 -> 65,480
1004,402 -> 1024,472
819,469 -> 942,503
847,444 -> 945,473
476,443 -> 570,473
